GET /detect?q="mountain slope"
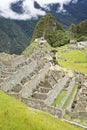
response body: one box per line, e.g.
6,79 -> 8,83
23,36 -> 51,57
0,0 -> 87,54
69,20 -> 87,41
0,18 -> 30,54
0,90 -> 82,130
32,13 -> 63,40
32,13 -> 70,47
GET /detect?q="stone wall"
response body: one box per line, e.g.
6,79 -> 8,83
22,97 -> 62,118
67,86 -> 78,111
0,60 -> 37,92
59,77 -> 76,109
8,91 -> 22,100
45,75 -> 69,105
21,63 -> 50,98
11,55 -> 26,68
1,52 -> 87,122
70,112 -> 87,120
33,92 -> 47,100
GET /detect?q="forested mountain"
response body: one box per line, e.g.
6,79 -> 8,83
32,13 -> 69,47
0,0 -> 87,54
69,20 -> 87,41
0,18 -> 30,54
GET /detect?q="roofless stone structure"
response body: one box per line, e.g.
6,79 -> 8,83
0,44 -> 87,122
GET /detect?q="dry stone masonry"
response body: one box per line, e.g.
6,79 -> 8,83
70,73 -> 87,120
0,51 -> 87,121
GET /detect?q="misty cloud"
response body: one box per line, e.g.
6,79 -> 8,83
0,0 -> 78,20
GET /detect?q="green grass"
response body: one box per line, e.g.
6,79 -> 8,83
63,85 -> 78,109
52,89 -> 67,107
57,46 -> 87,74
23,40 -> 51,57
0,90 -> 83,130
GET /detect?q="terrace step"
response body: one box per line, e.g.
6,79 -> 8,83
58,77 -> 76,109
45,75 -> 69,106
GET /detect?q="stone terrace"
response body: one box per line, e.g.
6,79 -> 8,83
70,74 -> 87,120
0,52 -> 66,117
1,52 -> 86,120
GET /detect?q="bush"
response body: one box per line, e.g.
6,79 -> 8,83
53,56 -> 58,65
47,30 -> 70,47
77,35 -> 87,42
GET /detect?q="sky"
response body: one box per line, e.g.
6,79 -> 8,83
0,0 -> 78,20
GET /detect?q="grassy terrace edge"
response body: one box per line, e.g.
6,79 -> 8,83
52,89 -> 67,107
63,85 -> 78,109
0,90 -> 83,130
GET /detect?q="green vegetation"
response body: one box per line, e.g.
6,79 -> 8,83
63,85 -> 78,109
1,13 -> 87,54
57,46 -> 87,74
0,90 -> 83,130
69,20 -> 87,41
32,13 -> 69,48
0,18 -> 30,54
32,13 -> 63,40
47,30 -> 70,47
52,56 -> 58,65
23,40 -> 51,57
0,7 -> 87,55
52,89 -> 67,107
77,35 -> 87,42
52,84 -> 78,108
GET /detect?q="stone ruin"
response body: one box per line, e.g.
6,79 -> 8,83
0,52 -> 63,117
0,52 -> 87,121
69,73 -> 87,120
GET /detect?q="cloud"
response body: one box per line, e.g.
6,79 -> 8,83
0,0 -> 78,20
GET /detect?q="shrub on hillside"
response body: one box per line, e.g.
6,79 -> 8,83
46,30 -> 70,47
77,35 -> 87,42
